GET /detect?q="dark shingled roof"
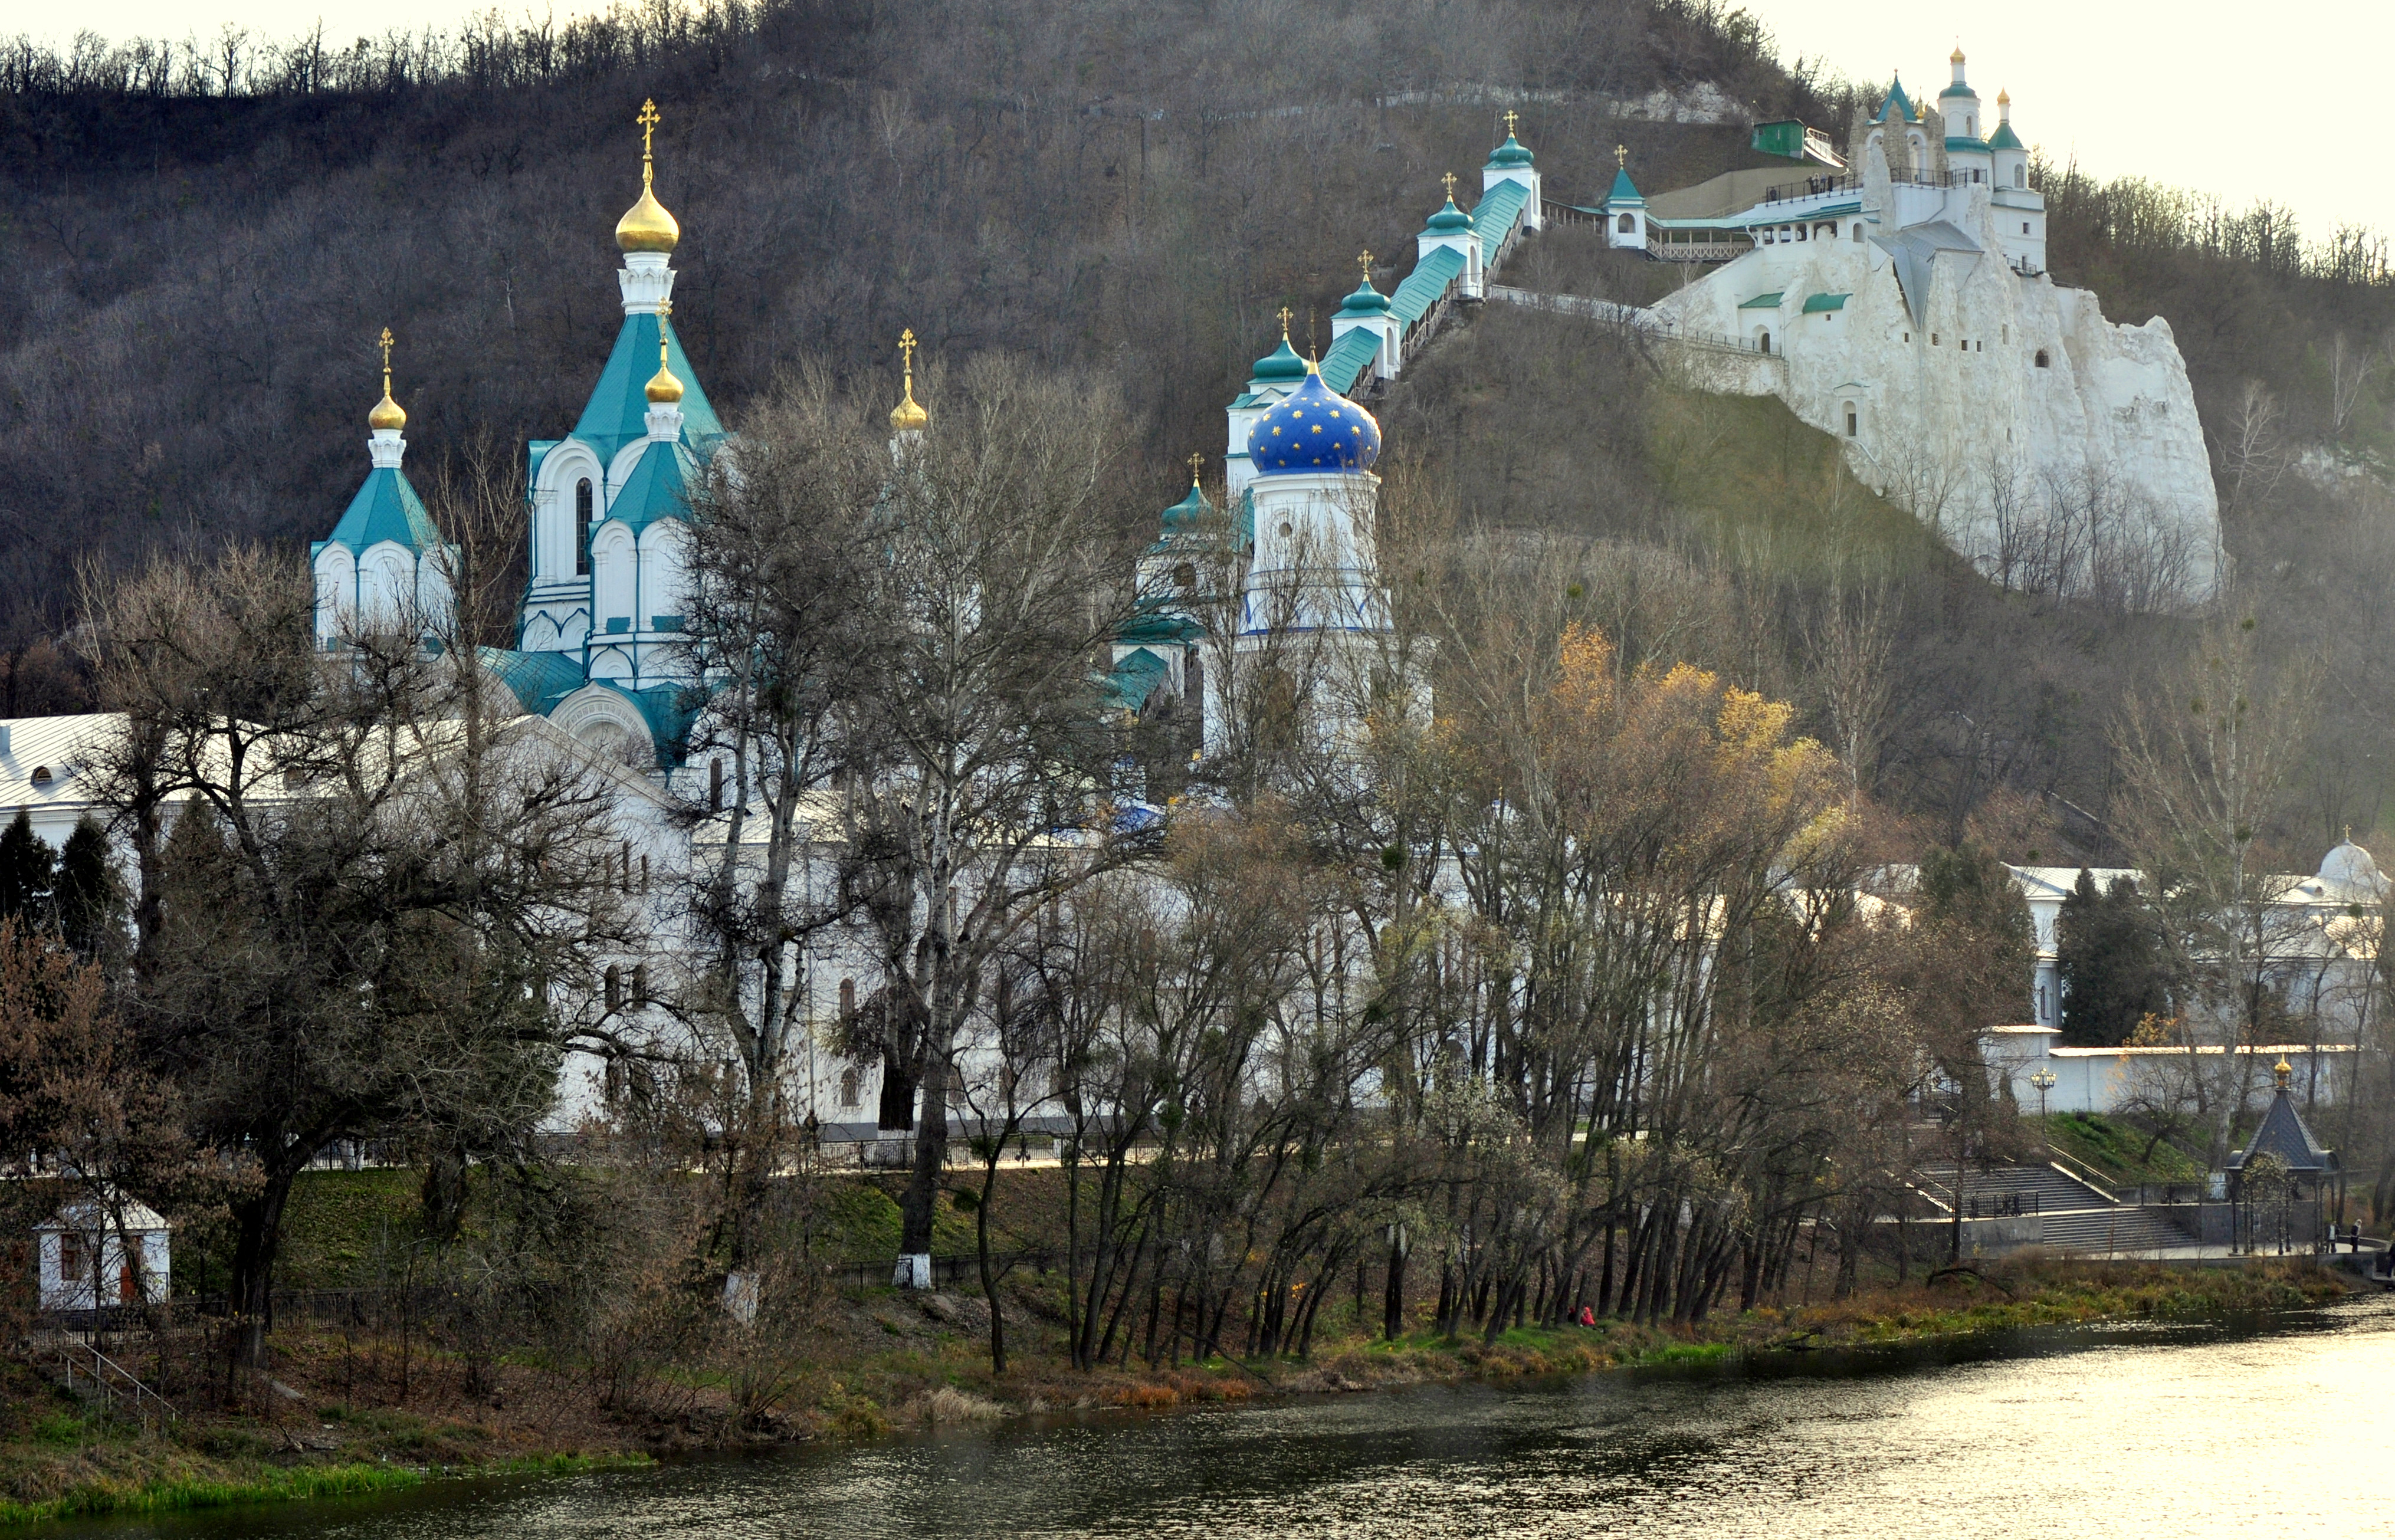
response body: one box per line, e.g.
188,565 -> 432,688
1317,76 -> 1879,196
2228,1086 -> 2336,1174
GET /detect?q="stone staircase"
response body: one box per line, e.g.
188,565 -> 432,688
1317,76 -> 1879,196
1914,1159 -> 2194,1256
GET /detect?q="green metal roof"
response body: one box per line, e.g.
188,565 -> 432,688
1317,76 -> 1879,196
1389,245 -> 1465,327
572,311 -> 724,469
478,646 -> 587,714
1738,291 -> 1786,310
1485,133 -> 1535,170
1945,136 -> 1990,154
1424,196 -> 1474,234
1102,647 -> 1172,712
1802,292 -> 1852,313
1250,337 -> 1308,385
317,465 -> 440,556
1987,121 -> 2023,151
606,437 -> 698,533
613,681 -> 698,767
1470,180 -> 1531,259
1318,328 -> 1382,396
1881,77 -> 1914,122
1117,608 -> 1205,647
1605,166 -> 1646,206
1938,81 -> 1975,99
1337,280 -> 1393,317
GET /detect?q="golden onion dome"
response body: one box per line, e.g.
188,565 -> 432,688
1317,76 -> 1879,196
890,327 -> 929,431
1950,45 -> 1965,64
368,326 -> 406,429
616,98 -> 681,253
616,184 -> 681,254
647,307 -> 684,403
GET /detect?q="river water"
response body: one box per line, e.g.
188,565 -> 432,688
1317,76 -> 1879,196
57,1296 -> 2395,1539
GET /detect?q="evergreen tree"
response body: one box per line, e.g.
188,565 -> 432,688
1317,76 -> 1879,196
54,815 -> 120,959
0,809 -> 55,925
2055,868 -> 2172,1048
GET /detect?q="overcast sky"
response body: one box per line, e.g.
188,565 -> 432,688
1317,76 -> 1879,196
29,0 -> 2385,238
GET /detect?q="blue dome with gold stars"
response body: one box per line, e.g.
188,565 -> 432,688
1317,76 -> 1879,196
1245,366 -> 1380,475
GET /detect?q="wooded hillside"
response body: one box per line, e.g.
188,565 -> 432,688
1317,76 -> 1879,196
4,0 -> 2393,855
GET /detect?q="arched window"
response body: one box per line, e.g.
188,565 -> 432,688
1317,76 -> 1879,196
1843,403 -> 1858,438
1852,223 -> 1863,242
839,977 -> 856,1020
1756,330 -> 1772,354
2035,349 -> 2050,368
1617,212 -> 1635,234
631,965 -> 649,1006
709,757 -> 724,812
2014,165 -> 2027,189
575,480 -> 593,576
603,965 -> 622,1012
839,1068 -> 861,1108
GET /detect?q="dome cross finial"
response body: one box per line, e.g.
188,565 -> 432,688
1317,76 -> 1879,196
1357,249 -> 1373,284
1187,451 -> 1205,487
1441,170 -> 1456,201
638,98 -> 662,191
1504,109 -> 1519,136
1277,306 -> 1294,341
1616,143 -> 1628,168
644,299 -> 685,405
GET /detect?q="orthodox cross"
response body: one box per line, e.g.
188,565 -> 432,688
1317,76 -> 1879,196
1357,249 -> 1373,284
1277,306 -> 1293,341
899,327 -> 918,377
637,98 -> 661,188
378,326 -> 394,395
1442,171 -> 1456,202
1187,451 -> 1205,486
1504,109 -> 1519,136
658,299 -> 673,368
1616,143 -> 1628,168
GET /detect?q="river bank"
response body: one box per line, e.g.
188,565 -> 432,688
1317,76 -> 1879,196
0,1255 -> 2355,1528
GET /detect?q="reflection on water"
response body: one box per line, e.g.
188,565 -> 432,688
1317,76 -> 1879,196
55,1298 -> 2395,1539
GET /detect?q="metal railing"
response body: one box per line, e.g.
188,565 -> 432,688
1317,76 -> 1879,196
1759,167 -> 1960,205
41,1335 -> 178,1421
2043,1148 -> 2121,1205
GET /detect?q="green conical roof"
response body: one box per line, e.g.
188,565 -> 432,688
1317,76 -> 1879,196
572,310 -> 724,469
1606,166 -> 1646,206
318,466 -> 439,556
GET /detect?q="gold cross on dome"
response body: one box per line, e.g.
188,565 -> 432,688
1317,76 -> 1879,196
899,328 -> 918,370
1187,451 -> 1205,486
1442,170 -> 1456,201
1277,306 -> 1293,340
637,99 -> 661,186
1504,109 -> 1519,136
1616,144 -> 1628,168
378,326 -> 394,391
1357,249 -> 1373,283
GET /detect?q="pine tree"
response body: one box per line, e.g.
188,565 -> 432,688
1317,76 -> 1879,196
2055,868 -> 2171,1048
54,815 -> 119,958
0,809 -> 55,925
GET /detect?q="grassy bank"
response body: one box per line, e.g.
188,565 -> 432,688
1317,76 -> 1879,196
4,1173 -> 2360,1530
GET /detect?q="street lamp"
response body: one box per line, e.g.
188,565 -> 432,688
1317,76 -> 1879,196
2029,1067 -> 2056,1141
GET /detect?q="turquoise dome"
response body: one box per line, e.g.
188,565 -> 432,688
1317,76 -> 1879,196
1336,280 -> 1392,318
1245,367 -> 1380,475
1485,133 -> 1534,169
1425,196 -> 1475,234
1160,480 -> 1211,533
1250,336 -> 1308,385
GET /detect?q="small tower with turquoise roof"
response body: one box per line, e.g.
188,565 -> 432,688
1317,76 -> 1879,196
311,327 -> 455,651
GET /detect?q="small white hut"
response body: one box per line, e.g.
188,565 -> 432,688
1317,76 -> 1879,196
34,1191 -> 170,1311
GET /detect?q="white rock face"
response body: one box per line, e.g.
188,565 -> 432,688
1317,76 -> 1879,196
1649,185 -> 2220,604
